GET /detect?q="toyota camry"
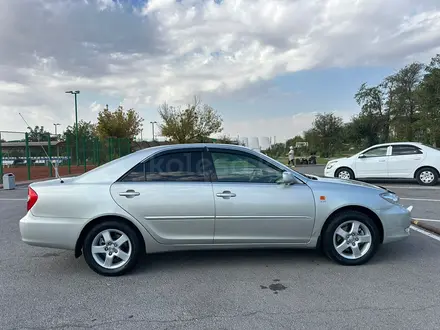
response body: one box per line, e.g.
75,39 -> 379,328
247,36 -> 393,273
19,143 -> 413,276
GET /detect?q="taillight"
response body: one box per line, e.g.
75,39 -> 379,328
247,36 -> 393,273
27,187 -> 38,211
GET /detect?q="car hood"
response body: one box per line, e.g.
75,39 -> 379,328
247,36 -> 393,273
304,174 -> 387,191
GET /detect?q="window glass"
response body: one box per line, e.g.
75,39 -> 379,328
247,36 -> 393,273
121,163 -> 145,182
363,146 -> 388,157
211,151 -> 282,183
392,145 -> 422,156
145,151 -> 205,182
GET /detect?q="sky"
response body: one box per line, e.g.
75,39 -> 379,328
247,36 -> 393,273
0,0 -> 439,143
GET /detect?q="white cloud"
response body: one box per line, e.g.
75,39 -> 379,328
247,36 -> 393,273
0,0 -> 439,137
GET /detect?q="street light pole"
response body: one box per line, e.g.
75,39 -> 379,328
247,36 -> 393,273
150,121 -> 157,141
65,90 -> 80,165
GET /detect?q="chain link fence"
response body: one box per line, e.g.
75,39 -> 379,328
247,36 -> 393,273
1,131 -> 134,184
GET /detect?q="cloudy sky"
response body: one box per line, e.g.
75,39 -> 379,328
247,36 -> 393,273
1,0 -> 439,142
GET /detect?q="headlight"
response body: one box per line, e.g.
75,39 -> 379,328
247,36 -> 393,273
380,192 -> 400,205
326,161 -> 337,169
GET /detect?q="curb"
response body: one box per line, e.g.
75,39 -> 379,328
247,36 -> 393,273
411,220 -> 440,236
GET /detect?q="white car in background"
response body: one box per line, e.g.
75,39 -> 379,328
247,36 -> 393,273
324,142 -> 440,186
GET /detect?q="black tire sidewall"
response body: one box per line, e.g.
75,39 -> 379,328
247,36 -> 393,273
83,220 -> 142,276
335,167 -> 354,180
322,211 -> 380,266
416,168 -> 438,186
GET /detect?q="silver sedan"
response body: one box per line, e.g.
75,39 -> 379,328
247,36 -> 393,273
19,143 -> 413,276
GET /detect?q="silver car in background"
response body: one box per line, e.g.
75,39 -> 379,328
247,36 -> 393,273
19,143 -> 412,276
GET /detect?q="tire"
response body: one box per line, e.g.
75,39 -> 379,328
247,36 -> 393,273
83,220 -> 143,276
335,167 -> 355,180
322,211 -> 380,266
415,167 -> 438,186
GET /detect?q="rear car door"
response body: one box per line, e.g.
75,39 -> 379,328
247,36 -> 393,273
110,148 -> 215,245
354,145 -> 390,178
207,148 -> 316,244
388,145 -> 425,178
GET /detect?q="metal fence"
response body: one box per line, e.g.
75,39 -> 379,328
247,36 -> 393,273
0,131 -> 133,184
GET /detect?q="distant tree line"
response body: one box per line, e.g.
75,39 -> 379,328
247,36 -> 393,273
270,53 -> 440,159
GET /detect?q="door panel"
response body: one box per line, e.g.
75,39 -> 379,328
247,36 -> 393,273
110,148 -> 215,245
355,146 -> 390,178
213,182 -> 315,243
207,149 -> 315,244
388,145 -> 425,178
111,182 -> 215,244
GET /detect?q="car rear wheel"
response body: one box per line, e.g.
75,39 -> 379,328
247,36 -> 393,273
322,211 -> 380,266
335,167 -> 354,180
83,220 -> 142,276
416,168 -> 438,186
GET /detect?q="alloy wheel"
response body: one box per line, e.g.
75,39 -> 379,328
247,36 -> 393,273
333,220 -> 372,260
91,229 -> 132,270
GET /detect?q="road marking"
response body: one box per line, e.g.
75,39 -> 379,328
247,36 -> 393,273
413,217 -> 440,223
410,225 -> 440,242
0,198 -> 26,201
401,198 -> 440,202
382,185 -> 440,190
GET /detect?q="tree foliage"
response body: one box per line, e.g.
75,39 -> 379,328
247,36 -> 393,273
158,96 -> 223,143
300,54 -> 440,157
63,120 -> 97,141
27,126 -> 52,142
95,106 -> 143,140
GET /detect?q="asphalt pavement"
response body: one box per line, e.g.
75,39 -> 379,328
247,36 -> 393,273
1,173 -> 440,329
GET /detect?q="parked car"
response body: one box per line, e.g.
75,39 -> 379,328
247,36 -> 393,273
324,142 -> 440,186
19,143 -> 412,276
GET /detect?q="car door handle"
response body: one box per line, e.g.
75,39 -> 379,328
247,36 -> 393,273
413,157 -> 422,160
378,159 -> 386,162
119,190 -> 140,198
216,191 -> 236,198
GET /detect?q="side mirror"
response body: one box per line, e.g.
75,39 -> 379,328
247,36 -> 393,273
281,171 -> 296,184
358,154 -> 366,159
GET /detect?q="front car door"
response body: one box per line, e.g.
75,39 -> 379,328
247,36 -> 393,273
110,148 -> 215,244
388,144 -> 425,178
354,145 -> 391,178
206,147 -> 316,244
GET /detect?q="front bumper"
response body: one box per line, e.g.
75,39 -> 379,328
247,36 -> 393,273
381,204 -> 412,244
324,167 -> 336,178
19,212 -> 85,250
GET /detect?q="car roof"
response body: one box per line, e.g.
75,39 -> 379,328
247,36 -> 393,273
367,142 -> 424,148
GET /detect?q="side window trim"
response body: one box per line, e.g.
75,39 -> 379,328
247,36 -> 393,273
117,148 -> 208,183
206,147 -> 284,183
362,145 -> 390,158
391,145 -> 423,156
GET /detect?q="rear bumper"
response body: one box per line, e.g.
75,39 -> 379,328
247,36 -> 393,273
19,212 -> 86,250
381,205 -> 412,244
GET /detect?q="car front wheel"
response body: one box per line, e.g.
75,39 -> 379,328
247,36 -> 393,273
83,220 -> 143,276
335,167 -> 354,180
322,211 -> 380,266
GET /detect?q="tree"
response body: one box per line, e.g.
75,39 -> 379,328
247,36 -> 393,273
95,106 -> 143,140
354,83 -> 388,145
63,120 -> 97,141
417,54 -> 440,146
27,126 -> 52,142
388,62 -> 424,141
310,113 -> 344,157
158,96 -> 223,143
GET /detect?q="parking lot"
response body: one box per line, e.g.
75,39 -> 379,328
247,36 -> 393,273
2,167 -> 440,330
